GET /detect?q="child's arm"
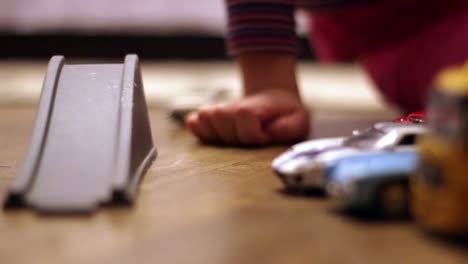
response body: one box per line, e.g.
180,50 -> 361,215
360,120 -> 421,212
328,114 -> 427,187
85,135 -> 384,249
186,52 -> 310,146
186,0 -> 309,146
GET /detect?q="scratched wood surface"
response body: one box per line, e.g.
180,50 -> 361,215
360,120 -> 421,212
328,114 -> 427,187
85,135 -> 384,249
0,106 -> 466,264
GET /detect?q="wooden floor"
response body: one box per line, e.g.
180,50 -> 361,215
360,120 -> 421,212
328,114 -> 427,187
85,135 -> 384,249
0,107 -> 466,264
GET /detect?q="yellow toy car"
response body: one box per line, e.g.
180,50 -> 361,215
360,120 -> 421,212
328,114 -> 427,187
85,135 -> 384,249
411,62 -> 468,235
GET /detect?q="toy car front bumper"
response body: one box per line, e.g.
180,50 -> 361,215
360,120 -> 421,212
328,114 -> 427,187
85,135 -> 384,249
275,165 -> 326,190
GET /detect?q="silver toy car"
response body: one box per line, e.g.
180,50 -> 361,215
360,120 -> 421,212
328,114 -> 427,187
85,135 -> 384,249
272,122 -> 426,190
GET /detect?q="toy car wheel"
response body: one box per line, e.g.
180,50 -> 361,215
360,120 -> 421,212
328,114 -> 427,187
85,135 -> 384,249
377,181 -> 409,218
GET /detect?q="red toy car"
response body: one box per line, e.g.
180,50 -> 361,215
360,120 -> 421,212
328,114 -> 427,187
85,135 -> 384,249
394,111 -> 426,124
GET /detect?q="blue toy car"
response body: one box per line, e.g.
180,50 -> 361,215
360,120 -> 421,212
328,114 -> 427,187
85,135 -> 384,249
326,150 -> 419,217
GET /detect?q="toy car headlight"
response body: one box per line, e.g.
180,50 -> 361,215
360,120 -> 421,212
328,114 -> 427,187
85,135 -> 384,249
327,180 -> 357,199
275,156 -> 312,175
298,160 -> 326,174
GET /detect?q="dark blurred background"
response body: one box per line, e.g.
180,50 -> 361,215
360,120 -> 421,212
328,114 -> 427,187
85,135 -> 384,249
0,0 -> 315,60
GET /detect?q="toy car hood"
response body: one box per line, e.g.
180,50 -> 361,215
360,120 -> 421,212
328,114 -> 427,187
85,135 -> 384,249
272,137 -> 345,170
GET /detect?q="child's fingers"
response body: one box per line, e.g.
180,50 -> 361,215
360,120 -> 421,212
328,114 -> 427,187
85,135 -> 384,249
234,106 -> 270,146
197,107 -> 222,143
185,112 -> 208,142
265,109 -> 310,143
186,89 -> 310,146
186,111 -> 218,144
211,104 -> 238,145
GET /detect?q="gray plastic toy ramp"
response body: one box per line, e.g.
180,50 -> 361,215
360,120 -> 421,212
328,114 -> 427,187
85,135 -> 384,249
4,55 -> 157,212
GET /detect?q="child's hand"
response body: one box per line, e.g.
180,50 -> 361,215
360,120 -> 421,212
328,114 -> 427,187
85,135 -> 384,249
185,89 -> 310,146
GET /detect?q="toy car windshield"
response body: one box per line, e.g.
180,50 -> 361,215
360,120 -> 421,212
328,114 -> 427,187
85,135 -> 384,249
343,122 -> 413,149
343,128 -> 385,149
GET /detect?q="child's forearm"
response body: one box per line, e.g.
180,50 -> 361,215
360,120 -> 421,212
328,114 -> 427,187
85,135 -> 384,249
237,52 -> 300,97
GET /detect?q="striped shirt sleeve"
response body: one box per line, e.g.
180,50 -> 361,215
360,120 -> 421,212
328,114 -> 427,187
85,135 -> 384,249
226,0 -> 299,56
